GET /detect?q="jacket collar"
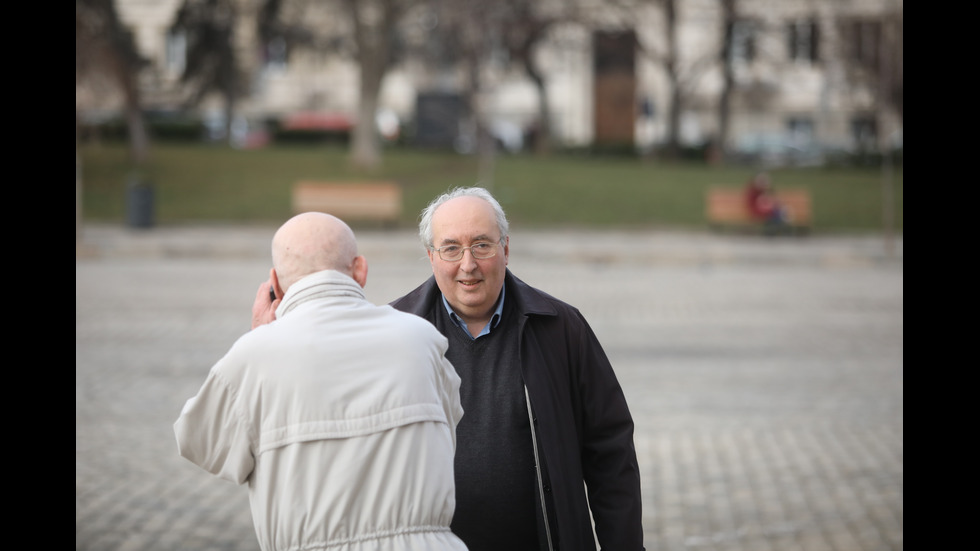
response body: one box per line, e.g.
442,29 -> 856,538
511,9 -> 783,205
396,269 -> 557,319
276,269 -> 365,318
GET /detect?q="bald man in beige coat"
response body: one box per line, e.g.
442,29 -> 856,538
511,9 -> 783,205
175,212 -> 468,551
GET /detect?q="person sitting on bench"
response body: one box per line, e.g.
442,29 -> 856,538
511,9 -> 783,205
745,172 -> 791,227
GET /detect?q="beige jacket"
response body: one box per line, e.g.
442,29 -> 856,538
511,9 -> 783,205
175,270 -> 467,551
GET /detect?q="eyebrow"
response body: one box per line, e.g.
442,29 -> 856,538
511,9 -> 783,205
438,234 -> 496,246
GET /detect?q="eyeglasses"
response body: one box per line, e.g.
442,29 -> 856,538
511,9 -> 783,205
432,239 -> 502,262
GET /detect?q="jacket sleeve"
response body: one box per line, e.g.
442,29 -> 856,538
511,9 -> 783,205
173,364 -> 255,485
572,310 -> 645,550
438,352 -> 464,450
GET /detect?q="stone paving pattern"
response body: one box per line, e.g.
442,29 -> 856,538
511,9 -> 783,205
76,224 -> 903,551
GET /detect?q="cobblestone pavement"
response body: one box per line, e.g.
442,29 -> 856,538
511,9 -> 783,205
76,224 -> 903,551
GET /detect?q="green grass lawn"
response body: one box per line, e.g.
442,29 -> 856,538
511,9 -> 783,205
78,142 -> 902,234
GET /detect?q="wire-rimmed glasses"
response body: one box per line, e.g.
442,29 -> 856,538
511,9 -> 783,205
432,239 -> 502,262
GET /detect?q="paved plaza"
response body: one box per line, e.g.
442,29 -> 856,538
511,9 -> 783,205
76,223 -> 903,551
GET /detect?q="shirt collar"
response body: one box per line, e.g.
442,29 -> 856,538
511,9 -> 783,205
441,284 -> 505,340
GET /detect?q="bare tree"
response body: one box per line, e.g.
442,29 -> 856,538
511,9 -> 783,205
497,0 -> 563,155
341,0 -> 413,170
713,0 -> 737,164
879,11 -> 903,129
519,0 -> 688,158
632,0 -> 740,159
170,0 -> 251,145
259,0 -> 417,170
77,0 -> 151,241
400,1 -> 502,180
635,0 -> 682,157
660,0 -> 685,157
76,0 -> 150,164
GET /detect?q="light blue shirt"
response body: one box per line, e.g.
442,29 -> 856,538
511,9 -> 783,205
441,284 -> 505,340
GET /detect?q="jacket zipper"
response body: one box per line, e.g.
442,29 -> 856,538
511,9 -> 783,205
525,385 -> 555,551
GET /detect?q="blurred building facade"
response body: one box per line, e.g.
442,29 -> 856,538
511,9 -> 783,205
80,0 -> 902,157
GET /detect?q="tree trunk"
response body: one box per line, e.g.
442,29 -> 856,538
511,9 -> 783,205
351,63 -> 383,170
715,0 -> 736,165
663,0 -> 681,157
117,50 -> 149,165
345,0 -> 392,171
526,61 -> 552,155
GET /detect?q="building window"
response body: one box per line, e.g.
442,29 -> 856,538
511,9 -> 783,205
787,117 -> 814,145
788,19 -> 819,63
844,19 -> 881,70
851,116 -> 877,151
263,37 -> 288,72
730,20 -> 757,64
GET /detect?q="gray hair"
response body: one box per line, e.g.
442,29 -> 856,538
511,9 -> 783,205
419,186 -> 509,249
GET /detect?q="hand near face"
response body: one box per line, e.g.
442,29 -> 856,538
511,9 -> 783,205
251,269 -> 280,329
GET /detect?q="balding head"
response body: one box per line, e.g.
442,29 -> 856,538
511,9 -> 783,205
271,212 -> 366,292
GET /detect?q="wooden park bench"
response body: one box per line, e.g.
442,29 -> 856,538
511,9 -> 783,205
705,186 -> 812,235
291,181 -> 402,227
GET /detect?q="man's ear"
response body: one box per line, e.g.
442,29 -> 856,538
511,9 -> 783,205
270,267 -> 285,300
351,255 -> 368,288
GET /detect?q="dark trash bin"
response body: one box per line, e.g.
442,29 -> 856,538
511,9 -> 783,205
126,175 -> 155,229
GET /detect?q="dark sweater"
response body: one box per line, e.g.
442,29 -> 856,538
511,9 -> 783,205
434,299 -> 543,550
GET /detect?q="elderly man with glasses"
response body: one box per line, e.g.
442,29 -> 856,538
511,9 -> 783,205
390,186 -> 645,551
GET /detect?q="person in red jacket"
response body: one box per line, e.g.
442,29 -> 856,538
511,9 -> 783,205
745,171 -> 791,227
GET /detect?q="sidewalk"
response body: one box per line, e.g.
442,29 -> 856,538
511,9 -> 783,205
76,222 -> 902,267
77,222 -> 903,551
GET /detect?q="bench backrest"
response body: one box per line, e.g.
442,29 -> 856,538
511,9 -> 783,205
291,181 -> 402,223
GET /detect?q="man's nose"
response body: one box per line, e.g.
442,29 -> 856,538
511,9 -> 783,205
459,248 -> 479,269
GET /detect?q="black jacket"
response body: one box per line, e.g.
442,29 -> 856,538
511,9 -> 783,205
391,270 -> 644,551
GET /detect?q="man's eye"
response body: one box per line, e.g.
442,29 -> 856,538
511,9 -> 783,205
473,243 -> 492,251
442,246 -> 461,254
